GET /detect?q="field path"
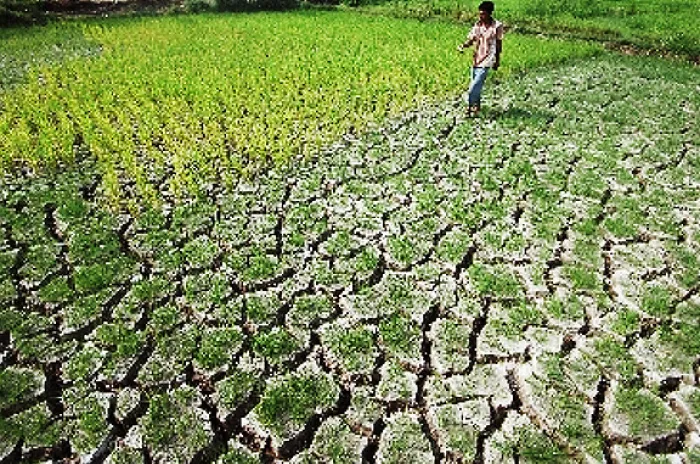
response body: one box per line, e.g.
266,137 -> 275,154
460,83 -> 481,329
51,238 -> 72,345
1,55 -> 699,463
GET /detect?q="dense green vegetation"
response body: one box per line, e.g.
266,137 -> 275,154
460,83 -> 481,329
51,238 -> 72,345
0,11 -> 601,203
356,0 -> 700,58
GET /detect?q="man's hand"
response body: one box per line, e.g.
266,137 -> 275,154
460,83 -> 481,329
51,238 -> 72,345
458,39 -> 473,53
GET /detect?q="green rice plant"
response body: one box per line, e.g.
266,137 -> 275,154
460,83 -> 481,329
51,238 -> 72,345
0,12 -> 601,203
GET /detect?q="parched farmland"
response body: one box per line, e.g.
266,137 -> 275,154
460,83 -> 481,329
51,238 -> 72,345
1,8 -> 700,464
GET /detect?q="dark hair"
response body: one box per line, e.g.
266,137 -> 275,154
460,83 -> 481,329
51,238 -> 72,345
479,1 -> 494,13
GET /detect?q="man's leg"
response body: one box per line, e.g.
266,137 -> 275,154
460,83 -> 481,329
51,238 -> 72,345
467,67 -> 489,113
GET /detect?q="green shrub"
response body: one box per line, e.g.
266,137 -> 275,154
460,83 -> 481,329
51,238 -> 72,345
0,0 -> 43,26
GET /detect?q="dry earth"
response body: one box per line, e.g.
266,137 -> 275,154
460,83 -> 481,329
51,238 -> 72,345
1,55 -> 699,463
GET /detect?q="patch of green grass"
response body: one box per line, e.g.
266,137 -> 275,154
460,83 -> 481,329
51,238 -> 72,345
432,403 -> 481,460
322,324 -> 377,374
0,367 -> 42,409
609,307 -> 641,337
685,389 -> 700,418
388,234 -> 420,266
377,413 -> 433,463
516,427 -> 569,463
196,327 -> 243,370
255,371 -> 338,438
354,246 -> 380,275
38,275 -> 73,304
19,243 -> 60,283
68,390 -> 109,453
640,285 -> 675,318
242,249 -> 280,282
288,294 -> 334,327
219,448 -> 259,464
109,445 -> 143,464
0,277 -> 17,304
468,264 -> 523,299
614,387 -> 678,438
253,328 -> 301,365
245,293 -> 280,326
0,22 -> 100,89
141,386 -> 210,461
436,229 -> 472,264
63,292 -> 107,329
305,417 -> 363,462
324,229 -> 353,257
379,312 -> 422,361
0,404 -> 64,448
147,304 -> 183,335
589,336 -> 637,382
183,270 -> 231,309
65,344 -> 103,382
359,0 -> 700,58
534,355 -> 603,457
544,295 -> 586,322
182,236 -> 219,269
216,370 -> 260,411
563,263 -> 600,292
131,275 -> 174,304
657,322 -> 700,367
603,196 -> 645,240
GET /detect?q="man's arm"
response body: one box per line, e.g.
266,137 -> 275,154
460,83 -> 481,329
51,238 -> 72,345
458,38 -> 475,53
494,39 -> 502,69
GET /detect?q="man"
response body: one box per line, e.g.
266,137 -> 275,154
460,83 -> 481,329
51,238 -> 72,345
458,1 -> 503,117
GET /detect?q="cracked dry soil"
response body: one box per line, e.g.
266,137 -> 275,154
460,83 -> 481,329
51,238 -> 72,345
1,55 -> 699,463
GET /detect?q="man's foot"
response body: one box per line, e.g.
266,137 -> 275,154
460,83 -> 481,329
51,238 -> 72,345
469,105 -> 481,117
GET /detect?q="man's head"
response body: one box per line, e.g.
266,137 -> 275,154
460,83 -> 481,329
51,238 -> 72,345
479,1 -> 495,13
478,1 -> 495,21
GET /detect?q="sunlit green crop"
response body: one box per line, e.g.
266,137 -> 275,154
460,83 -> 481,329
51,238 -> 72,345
0,11 -> 601,203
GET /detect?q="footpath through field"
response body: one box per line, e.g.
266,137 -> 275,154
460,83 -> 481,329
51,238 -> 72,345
1,54 -> 699,463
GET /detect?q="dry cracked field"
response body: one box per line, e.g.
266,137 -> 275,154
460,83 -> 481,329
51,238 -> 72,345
1,55 -> 699,463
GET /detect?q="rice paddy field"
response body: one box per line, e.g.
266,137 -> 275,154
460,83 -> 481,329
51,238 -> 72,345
1,5 -> 700,464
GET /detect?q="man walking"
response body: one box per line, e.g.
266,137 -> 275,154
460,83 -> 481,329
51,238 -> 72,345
458,1 -> 504,116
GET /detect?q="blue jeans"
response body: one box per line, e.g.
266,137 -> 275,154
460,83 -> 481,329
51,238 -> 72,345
467,67 -> 489,107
